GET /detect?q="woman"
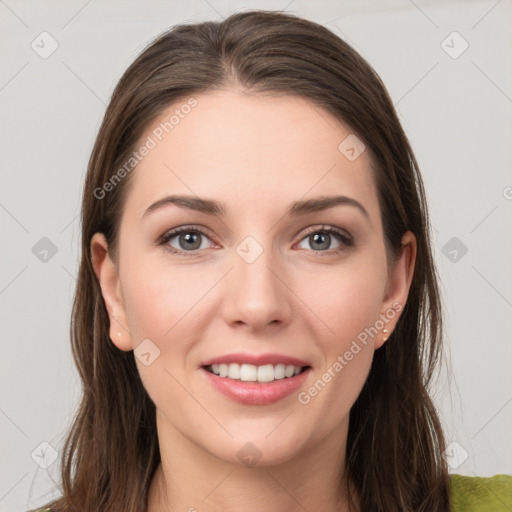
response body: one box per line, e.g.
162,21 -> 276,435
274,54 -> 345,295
31,10 -> 511,512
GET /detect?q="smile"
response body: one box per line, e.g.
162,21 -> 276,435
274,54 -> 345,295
205,363 -> 307,382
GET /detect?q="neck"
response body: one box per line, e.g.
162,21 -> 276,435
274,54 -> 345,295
147,410 -> 357,512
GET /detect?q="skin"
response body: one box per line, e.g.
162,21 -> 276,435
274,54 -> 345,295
91,88 -> 416,512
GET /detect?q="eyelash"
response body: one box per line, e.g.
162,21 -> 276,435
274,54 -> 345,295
158,225 -> 353,257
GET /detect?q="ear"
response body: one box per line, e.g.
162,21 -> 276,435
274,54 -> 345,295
90,233 -> 133,351
374,230 -> 417,350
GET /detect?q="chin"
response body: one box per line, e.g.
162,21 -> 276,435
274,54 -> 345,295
199,423 -> 313,468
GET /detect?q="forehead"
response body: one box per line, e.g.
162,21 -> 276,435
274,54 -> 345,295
122,88 -> 379,222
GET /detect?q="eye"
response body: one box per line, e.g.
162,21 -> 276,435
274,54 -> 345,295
296,225 -> 353,254
159,226 -> 214,254
158,224 -> 353,256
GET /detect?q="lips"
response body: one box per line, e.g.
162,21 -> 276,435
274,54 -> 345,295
201,352 -> 310,368
199,352 -> 312,405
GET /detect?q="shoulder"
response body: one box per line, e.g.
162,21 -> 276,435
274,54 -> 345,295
450,473 -> 512,511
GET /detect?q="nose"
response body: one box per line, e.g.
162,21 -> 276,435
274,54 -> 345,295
221,241 -> 293,333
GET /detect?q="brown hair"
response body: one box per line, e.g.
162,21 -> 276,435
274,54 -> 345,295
32,9 -> 450,512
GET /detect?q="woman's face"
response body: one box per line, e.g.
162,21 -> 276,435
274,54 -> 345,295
92,88 -> 415,467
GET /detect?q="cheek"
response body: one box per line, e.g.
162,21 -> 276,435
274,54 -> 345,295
120,256 -> 214,342
119,261 -> 210,403
297,270 -> 378,432
295,258 -> 386,345
293,257 -> 385,413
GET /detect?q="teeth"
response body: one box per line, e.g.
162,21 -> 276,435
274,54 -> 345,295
240,364 -> 258,382
257,364 -> 274,382
274,364 -> 285,379
207,363 -> 305,382
228,363 -> 240,379
219,364 -> 228,377
284,365 -> 295,378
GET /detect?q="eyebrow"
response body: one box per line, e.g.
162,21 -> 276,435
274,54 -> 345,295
142,194 -> 370,221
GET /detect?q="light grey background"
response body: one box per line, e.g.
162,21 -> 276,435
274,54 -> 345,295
1,1 -> 511,510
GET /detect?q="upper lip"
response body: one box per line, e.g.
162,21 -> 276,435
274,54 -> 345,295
201,353 -> 311,368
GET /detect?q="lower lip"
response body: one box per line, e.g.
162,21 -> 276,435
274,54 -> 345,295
201,367 -> 311,405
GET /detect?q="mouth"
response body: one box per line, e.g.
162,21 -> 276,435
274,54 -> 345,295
203,363 -> 310,383
200,354 -> 312,405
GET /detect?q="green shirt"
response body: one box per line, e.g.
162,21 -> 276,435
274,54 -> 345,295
33,474 -> 512,511
450,474 -> 512,511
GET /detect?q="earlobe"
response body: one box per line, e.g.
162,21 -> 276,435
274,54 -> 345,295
375,231 -> 417,350
90,233 -> 133,352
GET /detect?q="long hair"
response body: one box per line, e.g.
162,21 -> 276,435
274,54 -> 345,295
32,10 -> 450,512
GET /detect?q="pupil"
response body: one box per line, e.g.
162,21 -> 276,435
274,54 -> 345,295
311,233 -> 330,250
181,232 -> 201,250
